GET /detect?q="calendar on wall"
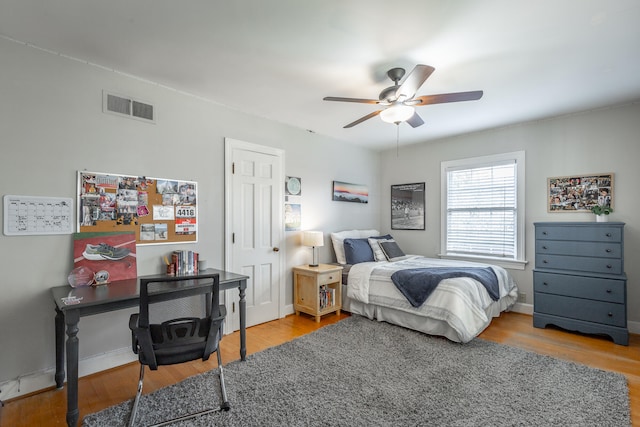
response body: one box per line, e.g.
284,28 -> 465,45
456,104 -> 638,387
3,195 -> 74,236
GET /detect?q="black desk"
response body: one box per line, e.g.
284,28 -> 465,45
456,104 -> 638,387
51,268 -> 248,427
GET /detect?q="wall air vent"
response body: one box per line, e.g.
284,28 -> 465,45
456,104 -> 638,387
102,90 -> 155,123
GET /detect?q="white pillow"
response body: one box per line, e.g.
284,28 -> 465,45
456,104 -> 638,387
330,229 -> 379,264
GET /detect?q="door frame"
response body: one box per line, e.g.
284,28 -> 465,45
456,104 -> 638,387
223,137 -> 286,332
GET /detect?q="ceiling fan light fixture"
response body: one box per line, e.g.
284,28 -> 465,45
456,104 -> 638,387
323,64 -> 482,129
380,104 -> 414,124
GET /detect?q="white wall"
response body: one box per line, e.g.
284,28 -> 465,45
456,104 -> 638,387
0,37 -> 380,398
379,102 -> 640,326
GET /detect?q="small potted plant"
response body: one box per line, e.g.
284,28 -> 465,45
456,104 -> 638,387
591,204 -> 613,222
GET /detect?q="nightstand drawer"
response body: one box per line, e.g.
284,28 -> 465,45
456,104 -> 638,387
535,240 -> 621,258
536,225 -> 622,242
535,293 -> 626,327
533,272 -> 625,303
318,271 -> 341,285
535,254 -> 622,275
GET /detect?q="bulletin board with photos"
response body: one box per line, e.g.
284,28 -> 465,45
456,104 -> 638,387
547,173 -> 613,212
77,171 -> 198,244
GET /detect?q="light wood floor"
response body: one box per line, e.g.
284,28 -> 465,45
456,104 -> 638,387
2,311 -> 638,426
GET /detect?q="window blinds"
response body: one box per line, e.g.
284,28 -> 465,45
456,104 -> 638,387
446,160 -> 517,259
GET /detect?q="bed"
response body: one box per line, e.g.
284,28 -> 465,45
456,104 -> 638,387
331,229 -> 518,343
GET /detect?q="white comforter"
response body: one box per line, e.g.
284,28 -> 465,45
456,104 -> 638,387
347,256 -> 518,342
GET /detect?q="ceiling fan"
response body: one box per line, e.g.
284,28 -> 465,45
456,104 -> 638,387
323,64 -> 483,128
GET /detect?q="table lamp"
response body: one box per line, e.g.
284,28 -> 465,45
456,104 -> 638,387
302,231 -> 323,267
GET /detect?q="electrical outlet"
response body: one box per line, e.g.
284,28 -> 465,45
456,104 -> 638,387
517,292 -> 526,303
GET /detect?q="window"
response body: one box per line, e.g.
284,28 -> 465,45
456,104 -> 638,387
441,151 -> 526,269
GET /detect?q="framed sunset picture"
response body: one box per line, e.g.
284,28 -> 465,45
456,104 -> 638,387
332,181 -> 368,204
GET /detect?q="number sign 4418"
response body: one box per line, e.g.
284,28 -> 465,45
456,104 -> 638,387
176,206 -> 195,217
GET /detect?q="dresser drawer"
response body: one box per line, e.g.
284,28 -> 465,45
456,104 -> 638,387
535,240 -> 621,258
533,271 -> 625,303
535,225 -> 622,242
535,293 -> 626,327
536,254 -> 622,275
318,271 -> 341,285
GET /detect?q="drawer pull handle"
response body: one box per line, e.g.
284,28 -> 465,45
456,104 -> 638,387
328,276 -> 333,280
606,233 -> 612,237
608,312 -> 613,317
605,249 -> 612,253
606,289 -> 612,294
543,260 -> 548,264
543,282 -> 548,286
542,246 -> 548,250
542,231 -> 548,235
606,265 -> 612,269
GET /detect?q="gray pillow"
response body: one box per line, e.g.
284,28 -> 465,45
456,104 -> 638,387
380,240 -> 405,261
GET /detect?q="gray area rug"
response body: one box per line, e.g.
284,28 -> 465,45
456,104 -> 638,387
84,315 -> 630,426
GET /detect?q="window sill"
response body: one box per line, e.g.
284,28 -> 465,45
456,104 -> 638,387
437,254 -> 528,271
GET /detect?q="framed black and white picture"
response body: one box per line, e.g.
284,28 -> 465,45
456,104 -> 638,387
391,182 -> 425,230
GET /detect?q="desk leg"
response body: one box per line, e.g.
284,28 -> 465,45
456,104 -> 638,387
54,307 -> 65,389
239,281 -> 246,361
65,310 -> 80,427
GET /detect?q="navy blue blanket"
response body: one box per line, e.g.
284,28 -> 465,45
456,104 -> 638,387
391,267 -> 500,308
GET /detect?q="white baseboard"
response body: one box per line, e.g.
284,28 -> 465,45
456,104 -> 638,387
283,303 -> 295,317
0,347 -> 136,401
511,302 -> 534,315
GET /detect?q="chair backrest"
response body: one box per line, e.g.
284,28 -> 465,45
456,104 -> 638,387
132,273 -> 224,370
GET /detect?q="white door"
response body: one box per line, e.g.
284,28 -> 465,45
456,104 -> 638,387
224,138 -> 284,331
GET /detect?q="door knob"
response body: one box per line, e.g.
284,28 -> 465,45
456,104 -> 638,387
273,247 -> 280,252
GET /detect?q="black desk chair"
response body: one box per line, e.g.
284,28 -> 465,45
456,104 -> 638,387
128,273 -> 230,426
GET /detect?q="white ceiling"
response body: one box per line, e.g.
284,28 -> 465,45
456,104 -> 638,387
1,0 -> 639,150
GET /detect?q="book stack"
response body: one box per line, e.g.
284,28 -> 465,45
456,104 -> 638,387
319,285 -> 335,310
171,250 -> 199,276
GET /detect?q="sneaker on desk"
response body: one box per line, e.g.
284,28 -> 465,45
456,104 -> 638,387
83,243 -> 131,261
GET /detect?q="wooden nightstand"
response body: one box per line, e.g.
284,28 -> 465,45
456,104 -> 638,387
293,264 -> 343,322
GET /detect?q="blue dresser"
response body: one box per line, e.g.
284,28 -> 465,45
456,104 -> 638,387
533,222 -> 628,345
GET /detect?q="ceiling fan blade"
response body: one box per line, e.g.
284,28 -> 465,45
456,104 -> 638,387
414,90 -> 483,105
395,65 -> 435,100
323,96 -> 380,104
344,110 -> 382,128
406,112 -> 424,128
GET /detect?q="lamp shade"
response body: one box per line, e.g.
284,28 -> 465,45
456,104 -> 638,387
380,104 -> 415,124
302,231 -> 324,247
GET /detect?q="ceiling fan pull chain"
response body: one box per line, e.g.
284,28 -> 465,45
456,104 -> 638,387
396,123 -> 400,157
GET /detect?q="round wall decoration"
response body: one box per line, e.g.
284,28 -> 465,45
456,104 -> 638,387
286,176 -> 301,195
